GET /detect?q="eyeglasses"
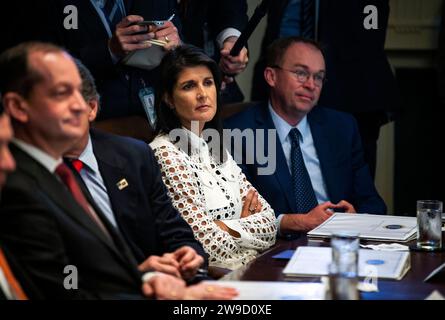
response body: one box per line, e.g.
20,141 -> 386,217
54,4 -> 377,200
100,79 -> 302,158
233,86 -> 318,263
272,66 -> 326,87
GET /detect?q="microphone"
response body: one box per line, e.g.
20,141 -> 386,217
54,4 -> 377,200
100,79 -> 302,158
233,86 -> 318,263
229,0 -> 272,57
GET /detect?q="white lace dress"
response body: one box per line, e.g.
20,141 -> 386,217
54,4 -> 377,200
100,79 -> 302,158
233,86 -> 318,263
150,130 -> 277,270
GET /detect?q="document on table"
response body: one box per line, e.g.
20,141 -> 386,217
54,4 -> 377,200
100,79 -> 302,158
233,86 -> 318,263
205,280 -> 327,300
307,213 -> 417,242
283,247 -> 411,280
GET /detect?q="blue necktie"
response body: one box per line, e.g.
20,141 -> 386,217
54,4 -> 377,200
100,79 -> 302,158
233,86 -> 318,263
102,0 -> 124,30
301,0 -> 315,39
289,128 -> 318,213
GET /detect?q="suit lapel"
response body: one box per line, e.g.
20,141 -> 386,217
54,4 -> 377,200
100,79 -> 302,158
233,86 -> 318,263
90,132 -> 138,229
69,161 -> 139,267
307,107 -> 341,202
88,133 -> 145,275
256,103 -> 297,213
10,146 -> 136,270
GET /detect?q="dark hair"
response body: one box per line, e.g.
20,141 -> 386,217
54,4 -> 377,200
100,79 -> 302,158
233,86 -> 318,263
266,37 -> 325,68
0,42 -> 65,99
154,44 -> 226,162
73,58 -> 101,115
74,58 -> 99,102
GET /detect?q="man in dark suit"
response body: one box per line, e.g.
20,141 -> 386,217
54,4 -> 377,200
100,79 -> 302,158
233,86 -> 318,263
37,0 -> 181,121
64,60 -> 207,280
251,0 -> 399,178
0,42 -> 237,299
176,0 -> 249,103
226,37 -> 386,236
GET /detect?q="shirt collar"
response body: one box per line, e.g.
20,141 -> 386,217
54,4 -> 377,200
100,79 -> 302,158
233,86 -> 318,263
176,127 -> 207,153
12,138 -> 62,173
92,0 -> 105,9
77,135 -> 99,173
268,102 -> 309,144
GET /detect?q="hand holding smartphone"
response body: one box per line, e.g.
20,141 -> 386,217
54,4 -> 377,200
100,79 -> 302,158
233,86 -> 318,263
137,20 -> 165,27
136,13 -> 174,28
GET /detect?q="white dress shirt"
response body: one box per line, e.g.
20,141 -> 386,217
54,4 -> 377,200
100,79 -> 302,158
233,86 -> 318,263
0,267 -> 13,300
12,139 -> 62,173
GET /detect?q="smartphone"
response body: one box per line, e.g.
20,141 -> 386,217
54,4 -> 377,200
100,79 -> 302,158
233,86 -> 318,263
137,20 -> 165,27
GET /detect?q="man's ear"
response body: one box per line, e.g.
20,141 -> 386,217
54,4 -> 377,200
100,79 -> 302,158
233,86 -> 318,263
87,99 -> 99,122
264,67 -> 277,88
2,92 -> 29,123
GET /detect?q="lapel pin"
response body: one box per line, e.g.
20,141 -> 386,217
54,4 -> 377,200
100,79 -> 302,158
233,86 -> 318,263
116,178 -> 129,190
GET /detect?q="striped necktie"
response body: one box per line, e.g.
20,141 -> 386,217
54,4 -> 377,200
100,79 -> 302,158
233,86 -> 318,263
301,0 -> 316,39
289,128 -> 318,213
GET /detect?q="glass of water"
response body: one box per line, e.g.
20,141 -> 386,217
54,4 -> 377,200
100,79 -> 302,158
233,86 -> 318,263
331,231 -> 360,276
417,200 -> 443,251
329,231 -> 360,300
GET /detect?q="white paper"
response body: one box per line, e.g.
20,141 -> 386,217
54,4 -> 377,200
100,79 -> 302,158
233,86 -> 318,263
204,280 -> 326,300
360,243 -> 409,251
283,246 -> 411,280
308,213 -> 417,242
425,290 -> 445,300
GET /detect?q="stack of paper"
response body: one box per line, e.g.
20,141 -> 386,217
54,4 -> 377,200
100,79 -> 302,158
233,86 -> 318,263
307,213 -> 417,242
205,280 -> 327,300
283,247 -> 411,280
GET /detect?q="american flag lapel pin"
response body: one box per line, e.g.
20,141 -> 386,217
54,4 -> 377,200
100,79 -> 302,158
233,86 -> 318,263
116,178 -> 129,190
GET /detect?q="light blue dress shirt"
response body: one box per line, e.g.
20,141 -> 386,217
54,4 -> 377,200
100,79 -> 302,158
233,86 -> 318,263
77,135 -> 118,229
268,103 -> 329,233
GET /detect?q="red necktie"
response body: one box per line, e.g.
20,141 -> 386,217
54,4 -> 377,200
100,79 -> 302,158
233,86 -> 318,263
55,163 -> 112,240
71,159 -> 84,173
0,248 -> 28,300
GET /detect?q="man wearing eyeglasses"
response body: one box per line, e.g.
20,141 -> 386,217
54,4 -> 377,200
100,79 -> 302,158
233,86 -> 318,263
225,37 -> 386,237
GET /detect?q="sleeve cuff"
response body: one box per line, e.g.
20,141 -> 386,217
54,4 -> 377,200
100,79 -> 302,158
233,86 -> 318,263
276,213 -> 285,236
223,219 -> 254,246
141,271 -> 163,282
216,28 -> 241,49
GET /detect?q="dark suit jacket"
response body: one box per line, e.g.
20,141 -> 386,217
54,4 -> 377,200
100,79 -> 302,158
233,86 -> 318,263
438,2 -> 445,105
252,0 -> 398,113
89,129 -> 207,264
0,245 -> 43,300
177,0 -> 248,49
0,145 -> 145,299
224,102 -> 387,216
36,0 -> 178,120
176,0 -> 248,104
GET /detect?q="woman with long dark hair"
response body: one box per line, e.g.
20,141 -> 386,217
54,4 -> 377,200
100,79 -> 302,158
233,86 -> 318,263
150,45 -> 276,270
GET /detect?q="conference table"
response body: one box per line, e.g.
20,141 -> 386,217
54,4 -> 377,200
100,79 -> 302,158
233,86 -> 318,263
221,235 -> 445,300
